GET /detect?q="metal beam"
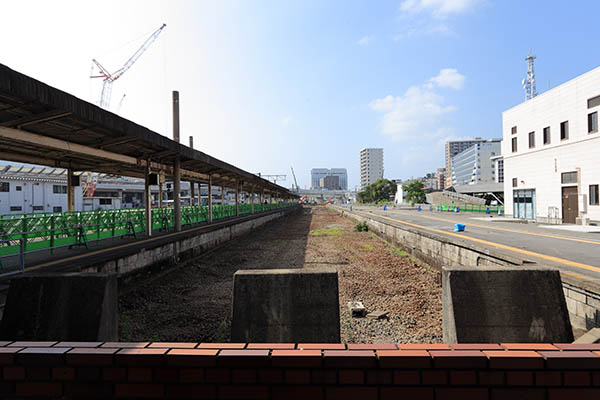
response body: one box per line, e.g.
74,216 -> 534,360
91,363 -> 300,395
97,136 -> 138,149
0,110 -> 71,128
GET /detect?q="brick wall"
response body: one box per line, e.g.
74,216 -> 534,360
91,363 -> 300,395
1,342 -> 600,399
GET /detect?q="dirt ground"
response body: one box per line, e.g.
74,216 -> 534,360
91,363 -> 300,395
119,206 -> 442,343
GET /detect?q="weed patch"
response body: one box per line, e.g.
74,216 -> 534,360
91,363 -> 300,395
311,227 -> 343,236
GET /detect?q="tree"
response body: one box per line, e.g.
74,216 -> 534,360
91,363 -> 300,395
357,179 -> 397,204
403,180 -> 426,205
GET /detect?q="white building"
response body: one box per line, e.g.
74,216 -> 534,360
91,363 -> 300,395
360,148 -> 384,189
451,140 -> 501,186
502,66 -> 600,224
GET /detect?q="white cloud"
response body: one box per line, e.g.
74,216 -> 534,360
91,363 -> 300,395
369,69 -> 465,143
281,116 -> 292,126
356,35 -> 372,47
428,68 -> 465,89
399,0 -> 483,18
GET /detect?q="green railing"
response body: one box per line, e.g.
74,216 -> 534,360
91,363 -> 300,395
0,202 -> 296,257
438,203 -> 504,214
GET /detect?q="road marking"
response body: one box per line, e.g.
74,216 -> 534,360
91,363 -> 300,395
358,211 -> 600,275
371,208 -> 600,246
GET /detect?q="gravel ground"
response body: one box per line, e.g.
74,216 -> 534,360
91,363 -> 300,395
119,206 -> 442,343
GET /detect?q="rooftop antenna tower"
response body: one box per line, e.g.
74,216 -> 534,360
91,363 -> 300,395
522,51 -> 538,100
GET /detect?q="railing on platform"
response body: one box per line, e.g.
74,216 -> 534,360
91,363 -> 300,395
0,202 -> 296,260
437,203 -> 504,214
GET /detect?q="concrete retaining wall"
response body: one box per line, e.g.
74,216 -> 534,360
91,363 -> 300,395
331,205 -> 600,332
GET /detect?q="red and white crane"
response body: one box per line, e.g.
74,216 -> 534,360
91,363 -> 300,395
90,23 -> 166,109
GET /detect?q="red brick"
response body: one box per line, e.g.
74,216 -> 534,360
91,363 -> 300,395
17,347 -> 70,366
397,343 -> 450,350
271,350 -> 322,368
548,388 -> 600,400
346,343 -> 397,350
483,351 -> 544,369
115,348 -> 167,367
218,385 -> 269,399
272,386 -> 323,400
15,382 -> 62,397
323,350 -> 375,368
9,341 -> 57,347
165,384 -> 216,399
101,342 -> 149,348
436,388 -> 488,400
366,369 -> 392,385
377,350 -> 431,368
52,366 -> 75,380
217,349 -> 270,367
285,369 -> 311,384
0,347 -> 22,365
3,366 -> 25,380
65,382 -> 114,398
393,370 -> 420,385
564,371 -> 591,386
381,387 -> 433,400
153,367 -> 178,383
205,367 -> 230,383
102,367 -> 127,381
297,343 -> 345,350
0,341 -> 12,347
536,371 -> 562,386
232,368 -> 257,384
258,368 -> 284,383
554,343 -> 600,351
326,386 -> 377,400
0,382 -> 13,397
593,371 -> 600,386
339,369 -> 364,384
115,383 -> 164,398
492,388 -> 546,400
449,343 -> 503,350
506,371 -> 533,386
179,367 -> 204,382
67,347 -> 118,366
197,343 -> 246,349
77,366 -> 101,381
502,343 -> 558,351
166,349 -> 218,367
148,342 -> 198,348
312,368 -> 337,384
128,367 -> 152,382
246,343 -> 295,350
26,367 -> 50,380
422,370 -> 447,385
450,370 -> 477,385
543,351 -> 600,369
430,350 -> 487,368
55,341 -> 102,348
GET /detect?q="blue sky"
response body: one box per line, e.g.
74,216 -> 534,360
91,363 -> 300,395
1,1 -> 599,190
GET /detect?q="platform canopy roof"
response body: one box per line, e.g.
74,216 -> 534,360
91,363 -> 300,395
0,63 -> 296,198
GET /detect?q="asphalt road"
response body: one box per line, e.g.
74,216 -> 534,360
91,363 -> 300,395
350,205 -> 600,283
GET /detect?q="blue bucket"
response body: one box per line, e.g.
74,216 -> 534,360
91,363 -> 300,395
454,224 -> 465,232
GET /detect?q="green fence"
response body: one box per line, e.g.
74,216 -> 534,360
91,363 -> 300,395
0,202 -> 295,257
438,203 -> 504,214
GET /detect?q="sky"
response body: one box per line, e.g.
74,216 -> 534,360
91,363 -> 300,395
1,0 -> 599,190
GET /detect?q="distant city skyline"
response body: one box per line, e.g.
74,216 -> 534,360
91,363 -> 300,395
3,1 -> 600,189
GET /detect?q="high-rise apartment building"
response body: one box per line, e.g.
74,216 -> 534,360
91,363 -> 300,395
360,148 -> 384,189
445,138 -> 491,188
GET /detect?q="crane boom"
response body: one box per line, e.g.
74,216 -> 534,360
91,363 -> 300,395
90,23 -> 166,109
290,166 -> 299,192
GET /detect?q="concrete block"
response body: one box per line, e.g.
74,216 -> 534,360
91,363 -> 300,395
568,288 -> 587,304
231,268 -> 340,343
574,328 -> 600,344
443,266 -> 573,343
0,273 -> 118,341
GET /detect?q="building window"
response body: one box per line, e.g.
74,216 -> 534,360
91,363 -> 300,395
528,132 -> 535,148
512,178 -> 517,188
511,126 -> 517,135
10,206 -> 22,211
588,95 -> 600,109
511,137 -> 518,153
53,185 -> 67,194
560,121 -> 569,140
32,206 -> 43,211
53,206 -> 62,213
16,186 -> 22,191
99,198 -> 112,205
543,127 -> 551,144
0,182 -> 8,192
561,171 -> 578,184
588,112 -> 598,133
590,185 -> 599,206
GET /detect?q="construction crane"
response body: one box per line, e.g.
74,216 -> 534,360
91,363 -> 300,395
90,23 -> 166,109
290,166 -> 299,193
